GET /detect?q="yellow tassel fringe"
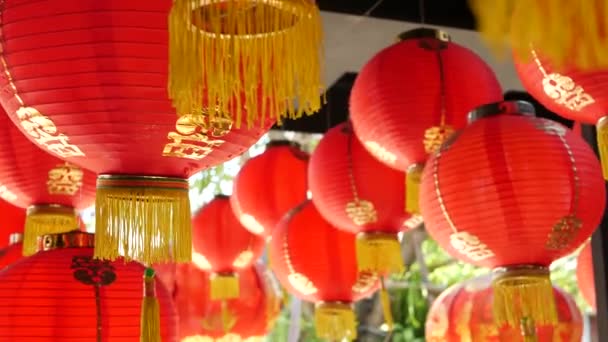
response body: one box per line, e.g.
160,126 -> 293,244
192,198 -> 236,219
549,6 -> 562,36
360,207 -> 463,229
596,117 -> 608,180
356,233 -> 404,275
314,302 -> 357,341
94,176 -> 192,264
492,267 -> 557,330
379,279 -> 394,331
141,268 -> 161,342
406,164 -> 423,215
168,0 -> 325,128
210,273 -> 240,301
469,0 -> 608,70
23,205 -> 78,256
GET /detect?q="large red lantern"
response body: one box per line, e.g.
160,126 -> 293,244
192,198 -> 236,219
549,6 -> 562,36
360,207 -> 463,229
0,0 -> 273,264
309,122 -> 419,276
176,263 -> 281,341
192,195 -> 266,301
269,200 -> 379,341
0,110 -> 96,255
231,141 -> 309,237
426,275 -> 583,341
0,231 -> 177,341
349,28 -> 502,214
0,241 -> 22,270
419,101 -> 605,334
576,242 -> 596,311
0,199 -> 25,249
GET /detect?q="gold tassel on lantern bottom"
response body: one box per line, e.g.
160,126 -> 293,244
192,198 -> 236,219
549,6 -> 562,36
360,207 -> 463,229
314,302 -> 357,341
210,273 -> 240,301
596,116 -> 608,180
94,175 -> 192,264
356,232 -> 404,275
141,268 -> 161,342
492,266 -> 557,332
406,164 -> 423,215
23,205 -> 78,256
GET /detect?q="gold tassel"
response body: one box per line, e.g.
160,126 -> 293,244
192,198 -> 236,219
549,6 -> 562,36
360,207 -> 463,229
596,117 -> 608,180
406,164 -> 424,215
168,0 -> 325,128
520,317 -> 538,342
314,302 -> 357,341
379,278 -> 394,331
469,0 -> 608,70
210,273 -> 240,301
23,205 -> 78,256
94,175 -> 192,264
492,266 -> 557,330
141,268 -> 161,342
356,232 -> 404,275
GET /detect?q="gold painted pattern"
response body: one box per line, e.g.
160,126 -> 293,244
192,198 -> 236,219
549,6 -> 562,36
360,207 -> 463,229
0,183 -> 17,202
423,125 -> 455,154
364,141 -> 397,165
47,162 -> 84,195
232,250 -> 253,268
282,232 -> 318,295
351,271 -> 379,294
345,200 -> 378,226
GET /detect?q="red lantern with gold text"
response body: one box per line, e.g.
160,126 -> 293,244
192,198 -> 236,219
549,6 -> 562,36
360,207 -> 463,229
176,263 -> 281,341
231,141 -> 309,237
426,275 -> 583,341
419,101 -> 605,337
0,0 -> 273,264
270,200 -> 379,341
192,195 -> 266,301
577,242 -> 596,311
350,28 -> 503,215
0,231 -> 177,341
0,199 -> 24,249
0,110 -> 95,256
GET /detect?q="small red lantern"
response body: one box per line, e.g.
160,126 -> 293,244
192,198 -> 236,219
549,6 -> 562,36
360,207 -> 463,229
309,122 -> 419,276
0,110 -> 96,255
350,28 -> 502,214
269,200 -> 379,341
231,141 -> 309,237
192,195 -> 266,301
426,275 -> 583,341
576,242 -> 596,311
0,0 -> 273,264
176,263 -> 282,341
419,101 -> 605,333
0,199 -> 25,249
0,231 -> 177,341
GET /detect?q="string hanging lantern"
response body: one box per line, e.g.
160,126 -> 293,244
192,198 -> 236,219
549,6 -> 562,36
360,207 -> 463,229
419,101 -> 605,338
576,242 -> 596,311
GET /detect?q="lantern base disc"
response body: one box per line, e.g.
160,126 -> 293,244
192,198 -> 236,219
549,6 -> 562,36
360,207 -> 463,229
314,302 -> 357,341
23,204 -> 78,256
356,232 -> 404,275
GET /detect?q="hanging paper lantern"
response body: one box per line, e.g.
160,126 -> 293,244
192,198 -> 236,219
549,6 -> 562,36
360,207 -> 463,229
576,242 -> 596,311
0,110 -> 95,256
309,122 -> 419,277
0,241 -> 22,270
192,195 -> 266,301
0,0 -> 273,264
0,199 -> 25,249
168,0 -> 324,125
426,275 -> 583,341
0,231 -> 177,341
269,200 -> 379,341
231,141 -> 309,237
176,263 -> 281,341
419,101 -> 605,335
349,27 -> 502,215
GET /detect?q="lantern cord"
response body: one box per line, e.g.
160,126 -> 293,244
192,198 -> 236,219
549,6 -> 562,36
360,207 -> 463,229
435,47 -> 447,126
379,277 -> 394,331
418,0 -> 426,24
95,284 -> 102,342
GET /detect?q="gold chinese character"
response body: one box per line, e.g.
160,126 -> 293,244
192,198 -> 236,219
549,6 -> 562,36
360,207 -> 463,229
162,114 -> 228,160
288,273 -> 318,296
546,214 -> 582,250
47,163 -> 84,196
345,200 -> 378,226
424,125 -> 455,154
450,232 -> 495,261
351,271 -> 378,293
542,73 -> 595,112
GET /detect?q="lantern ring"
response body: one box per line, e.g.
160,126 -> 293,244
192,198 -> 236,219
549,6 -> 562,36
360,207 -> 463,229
492,264 -> 550,280
396,27 -> 451,50
26,204 -> 76,216
96,175 -> 189,191
266,140 -> 309,161
40,231 -> 95,251
467,100 -> 536,124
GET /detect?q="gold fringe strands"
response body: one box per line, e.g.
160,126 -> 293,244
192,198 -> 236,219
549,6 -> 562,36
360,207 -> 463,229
23,205 -> 78,256
314,302 -> 357,341
210,273 -> 240,300
168,0 -> 325,128
355,232 -> 404,276
492,266 -> 557,335
379,278 -> 394,332
405,164 -> 424,215
469,0 -> 608,70
140,268 -> 161,342
94,175 -> 192,264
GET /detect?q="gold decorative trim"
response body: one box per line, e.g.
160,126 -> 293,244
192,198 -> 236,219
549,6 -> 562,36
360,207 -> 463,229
41,230 -> 95,251
47,162 -> 84,196
345,132 -> 378,226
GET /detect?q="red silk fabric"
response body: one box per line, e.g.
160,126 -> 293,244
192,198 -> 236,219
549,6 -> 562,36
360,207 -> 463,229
0,199 -> 25,248
350,31 -> 502,171
577,242 -> 596,310
0,246 -> 177,341
192,196 -> 265,273
426,276 -> 583,341
420,112 -> 605,268
269,200 -> 379,303
231,142 -> 309,237
0,0 -> 271,178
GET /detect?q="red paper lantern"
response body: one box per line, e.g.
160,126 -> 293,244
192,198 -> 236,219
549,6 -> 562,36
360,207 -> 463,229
576,242 -> 596,311
309,122 -> 419,275
0,242 -> 23,270
269,200 -> 378,341
0,199 -> 25,249
0,231 -> 177,341
231,141 -> 309,237
0,110 -> 96,255
0,0 -> 273,264
426,276 -> 583,341
350,27 -> 502,214
176,263 -> 281,341
419,101 -> 605,332
192,195 -> 266,301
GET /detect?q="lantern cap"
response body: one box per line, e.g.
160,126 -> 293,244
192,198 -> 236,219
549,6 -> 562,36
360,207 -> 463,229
40,230 -> 94,252
214,194 -> 229,200
266,139 -> 302,150
396,27 -> 451,50
467,100 -> 536,124
8,232 -> 22,245
26,204 -> 76,216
